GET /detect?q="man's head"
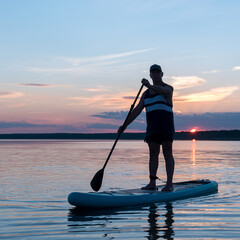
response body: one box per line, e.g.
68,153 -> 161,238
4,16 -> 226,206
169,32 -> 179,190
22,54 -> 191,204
150,64 -> 162,72
149,64 -> 163,82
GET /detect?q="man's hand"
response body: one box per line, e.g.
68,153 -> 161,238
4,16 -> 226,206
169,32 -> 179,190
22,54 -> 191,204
141,78 -> 151,88
118,125 -> 126,134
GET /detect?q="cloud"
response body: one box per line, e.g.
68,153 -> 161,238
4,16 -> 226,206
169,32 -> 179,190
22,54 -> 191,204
66,89 -> 141,109
92,111 -> 129,120
66,96 -> 109,108
123,96 -> 137,99
0,121 -> 58,128
1,112 -> 239,132
91,111 -> 146,130
18,48 -> 155,74
82,88 -> 109,92
18,83 -> 70,87
58,48 -> 155,66
171,76 -> 206,90
202,69 -> 219,74
87,123 -> 119,129
18,61 -> 125,74
202,66 -> 240,73
233,66 -> 240,71
0,121 -> 82,132
175,86 -> 239,102
0,91 -> 23,99
19,66 -> 80,74
175,112 -> 240,130
91,111 -> 240,131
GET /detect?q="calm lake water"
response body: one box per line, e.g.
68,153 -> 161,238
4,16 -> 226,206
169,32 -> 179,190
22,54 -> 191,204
0,139 -> 239,239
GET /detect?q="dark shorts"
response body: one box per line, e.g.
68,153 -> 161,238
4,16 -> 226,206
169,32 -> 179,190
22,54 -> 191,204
144,134 -> 173,145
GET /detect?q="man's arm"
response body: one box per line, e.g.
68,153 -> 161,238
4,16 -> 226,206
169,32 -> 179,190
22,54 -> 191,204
118,91 -> 146,133
141,78 -> 173,96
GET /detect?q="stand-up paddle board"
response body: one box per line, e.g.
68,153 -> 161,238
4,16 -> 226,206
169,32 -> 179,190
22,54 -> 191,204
68,179 -> 218,208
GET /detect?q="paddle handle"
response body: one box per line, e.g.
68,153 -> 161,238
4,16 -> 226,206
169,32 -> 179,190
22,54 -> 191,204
102,84 -> 144,170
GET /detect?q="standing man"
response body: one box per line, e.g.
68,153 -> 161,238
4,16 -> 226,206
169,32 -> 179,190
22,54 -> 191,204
119,64 -> 175,191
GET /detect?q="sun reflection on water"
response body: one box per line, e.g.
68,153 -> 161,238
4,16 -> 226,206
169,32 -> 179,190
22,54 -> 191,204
191,139 -> 196,166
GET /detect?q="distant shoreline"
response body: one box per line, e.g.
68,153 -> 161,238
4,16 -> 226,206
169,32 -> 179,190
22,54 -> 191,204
0,130 -> 239,140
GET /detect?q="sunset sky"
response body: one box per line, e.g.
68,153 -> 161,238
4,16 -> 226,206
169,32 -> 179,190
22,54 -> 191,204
0,0 -> 240,133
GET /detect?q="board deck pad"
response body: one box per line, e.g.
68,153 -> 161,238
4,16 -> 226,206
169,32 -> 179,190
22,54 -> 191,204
101,181 -> 204,195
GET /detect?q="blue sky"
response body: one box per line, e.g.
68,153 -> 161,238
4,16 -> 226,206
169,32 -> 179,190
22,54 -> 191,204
0,0 -> 239,133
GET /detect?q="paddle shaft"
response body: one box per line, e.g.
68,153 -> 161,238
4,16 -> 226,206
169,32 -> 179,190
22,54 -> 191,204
102,84 -> 144,170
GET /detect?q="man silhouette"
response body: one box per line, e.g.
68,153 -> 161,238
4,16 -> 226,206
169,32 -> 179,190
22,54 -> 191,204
119,64 -> 175,191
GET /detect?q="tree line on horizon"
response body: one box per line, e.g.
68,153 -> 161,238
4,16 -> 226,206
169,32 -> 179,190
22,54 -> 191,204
0,130 -> 239,140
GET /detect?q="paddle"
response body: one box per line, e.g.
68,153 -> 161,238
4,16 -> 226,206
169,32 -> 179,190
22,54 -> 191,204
90,84 -> 144,191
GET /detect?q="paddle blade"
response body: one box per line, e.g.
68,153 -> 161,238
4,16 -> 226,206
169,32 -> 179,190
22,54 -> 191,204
90,168 -> 104,192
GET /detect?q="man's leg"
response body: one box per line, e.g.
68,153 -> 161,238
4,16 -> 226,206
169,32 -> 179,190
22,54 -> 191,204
142,141 -> 160,190
162,141 -> 175,191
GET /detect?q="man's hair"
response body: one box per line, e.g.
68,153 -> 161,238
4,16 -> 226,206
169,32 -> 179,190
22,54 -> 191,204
150,64 -> 162,72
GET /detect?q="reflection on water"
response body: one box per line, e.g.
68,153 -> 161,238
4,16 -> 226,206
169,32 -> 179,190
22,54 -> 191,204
0,140 -> 240,239
145,203 -> 174,240
191,139 -> 196,166
68,203 -> 174,239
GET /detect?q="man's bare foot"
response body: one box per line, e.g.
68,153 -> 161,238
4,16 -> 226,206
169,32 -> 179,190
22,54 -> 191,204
141,182 -> 158,190
161,185 -> 173,192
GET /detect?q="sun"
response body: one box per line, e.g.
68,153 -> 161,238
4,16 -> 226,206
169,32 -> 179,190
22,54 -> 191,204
190,128 -> 197,133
